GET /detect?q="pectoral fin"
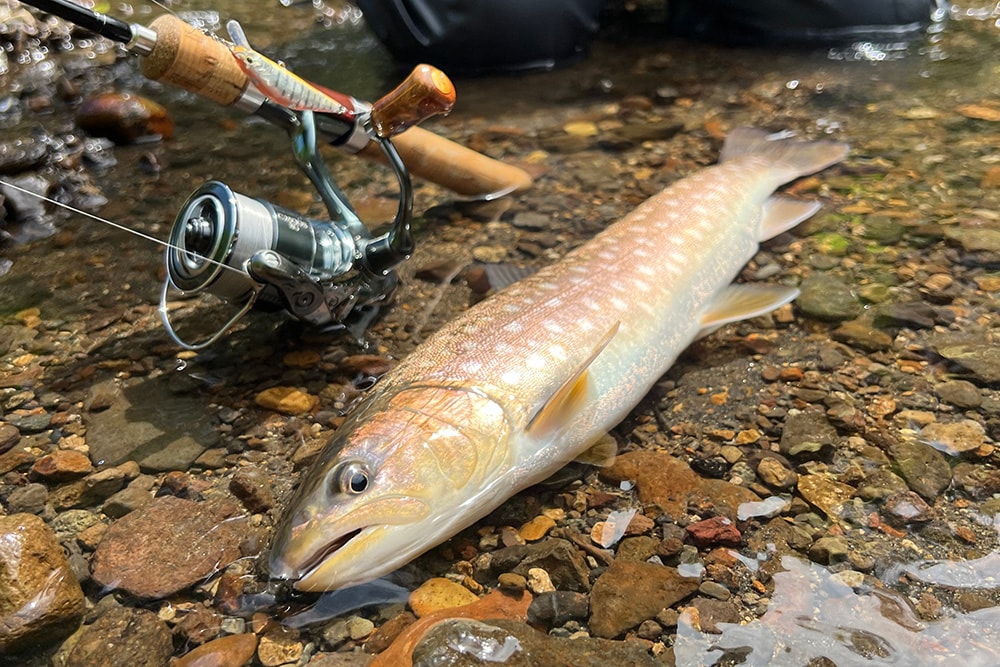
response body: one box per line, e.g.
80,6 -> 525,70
697,284 -> 799,339
527,322 -> 620,437
574,433 -> 618,467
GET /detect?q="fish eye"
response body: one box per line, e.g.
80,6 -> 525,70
337,462 -> 370,495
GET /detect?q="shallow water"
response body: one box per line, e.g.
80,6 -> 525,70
2,1 -> 1000,665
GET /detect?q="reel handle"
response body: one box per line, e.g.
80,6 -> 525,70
369,64 -> 456,139
140,15 -> 247,106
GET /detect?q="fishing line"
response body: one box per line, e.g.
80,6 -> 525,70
0,177 -> 245,277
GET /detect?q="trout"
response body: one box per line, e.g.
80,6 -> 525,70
269,128 -> 849,591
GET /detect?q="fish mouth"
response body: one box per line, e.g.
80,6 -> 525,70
295,527 -> 364,578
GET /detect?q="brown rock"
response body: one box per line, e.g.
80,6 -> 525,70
518,515 -> 556,541
686,516 -> 742,548
797,474 -> 855,518
589,560 -> 699,639
172,633 -> 259,667
65,606 -> 172,667
229,466 -> 275,513
371,590 -> 531,667
0,514 -> 85,653
29,448 -> 94,481
409,577 -> 479,618
75,92 -> 174,144
254,386 -> 319,415
600,451 -> 760,520
91,495 -> 248,599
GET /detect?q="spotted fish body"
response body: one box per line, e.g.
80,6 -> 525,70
269,128 -> 849,591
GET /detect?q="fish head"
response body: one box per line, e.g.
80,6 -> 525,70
269,383 -> 512,591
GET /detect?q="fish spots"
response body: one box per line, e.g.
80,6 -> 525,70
526,353 -> 547,370
501,369 -> 521,385
610,296 -> 627,310
503,321 -> 524,335
542,321 -> 563,334
462,360 -> 483,374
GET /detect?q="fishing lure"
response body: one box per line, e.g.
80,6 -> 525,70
226,19 -> 355,120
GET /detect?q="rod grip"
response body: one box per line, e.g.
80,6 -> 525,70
140,15 -> 247,106
359,126 -> 533,197
369,65 -> 456,139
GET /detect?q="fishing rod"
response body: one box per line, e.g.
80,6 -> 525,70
18,0 -> 533,197
10,1 -> 531,349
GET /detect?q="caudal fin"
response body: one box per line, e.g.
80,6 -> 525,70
721,128 -> 849,183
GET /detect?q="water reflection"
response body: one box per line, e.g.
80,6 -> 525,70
676,553 -> 1000,666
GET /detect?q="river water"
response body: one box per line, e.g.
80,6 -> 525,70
1,1 -> 1000,665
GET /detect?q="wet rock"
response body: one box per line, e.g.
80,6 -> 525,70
255,386 -> 319,415
873,301 -> 938,330
29,448 -> 93,481
919,419 -> 987,456
6,481 -> 48,514
518,515 -> 556,541
486,538 -> 591,592
50,460 -> 139,510
797,474 -> 855,518
525,567 -> 555,594
258,626 -> 303,666
75,92 -> 174,145
855,468 -> 910,501
685,516 -> 742,548
91,495 -> 249,599
497,572 -> 528,594
229,466 -> 275,513
931,334 -> 1000,385
879,432 -> 952,500
952,462 -> 1000,498
101,474 -> 155,518
0,137 -> 48,175
615,535 -> 659,562
589,560 -> 699,638
934,380 -> 983,409
526,591 -> 589,627
779,412 -> 840,457
687,597 -> 740,633
65,606 -> 172,667
882,490 -> 935,525
943,225 -> 1000,254
830,319 -> 893,352
756,456 -> 798,489
409,577 -> 479,617
411,618 -> 661,667
0,513 -> 85,653
84,377 -> 219,472
172,633 -> 259,667
0,422 -> 20,453
796,273 -> 861,321
808,536 -> 849,564
600,451 -> 760,521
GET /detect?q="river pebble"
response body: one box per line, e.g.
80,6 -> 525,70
0,513 -> 85,654
90,495 -> 249,599
65,606 -> 172,667
255,386 -> 320,415
589,560 -> 700,639
409,577 -> 480,617
172,633 -> 260,667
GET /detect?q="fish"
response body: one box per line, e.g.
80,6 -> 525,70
269,128 -> 849,591
225,20 -> 354,118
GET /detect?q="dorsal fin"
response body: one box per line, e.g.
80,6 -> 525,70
527,322 -> 620,437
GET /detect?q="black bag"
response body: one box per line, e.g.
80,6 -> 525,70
357,0 -> 604,74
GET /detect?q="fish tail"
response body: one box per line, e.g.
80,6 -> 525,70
720,128 -> 849,183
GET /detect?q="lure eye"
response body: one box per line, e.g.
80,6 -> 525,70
337,462 -> 370,495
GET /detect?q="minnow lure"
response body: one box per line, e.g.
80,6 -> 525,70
226,19 -> 355,119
